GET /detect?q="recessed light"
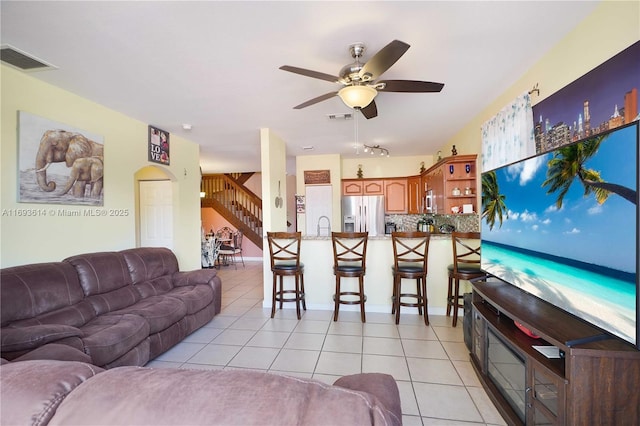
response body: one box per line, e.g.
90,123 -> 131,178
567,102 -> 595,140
182,124 -> 192,130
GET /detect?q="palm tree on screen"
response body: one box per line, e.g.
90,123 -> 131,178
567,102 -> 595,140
482,170 -> 508,230
542,135 -> 637,207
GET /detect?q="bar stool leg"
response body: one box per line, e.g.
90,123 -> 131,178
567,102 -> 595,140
271,274 -> 277,318
300,273 -> 307,311
421,277 -> 429,326
333,276 -> 341,322
359,276 -> 366,323
295,275 -> 301,320
446,276 -> 453,317
416,279 -> 423,316
394,276 -> 401,325
452,278 -> 460,327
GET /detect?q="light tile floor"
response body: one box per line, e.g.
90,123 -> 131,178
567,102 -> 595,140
147,262 -> 506,426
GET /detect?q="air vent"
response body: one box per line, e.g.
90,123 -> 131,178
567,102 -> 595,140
0,45 -> 57,72
302,146 -> 314,151
327,113 -> 353,121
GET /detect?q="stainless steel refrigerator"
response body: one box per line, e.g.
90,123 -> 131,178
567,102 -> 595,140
342,195 -> 385,236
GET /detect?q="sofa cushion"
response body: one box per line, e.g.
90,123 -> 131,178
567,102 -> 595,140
165,285 -> 214,315
12,343 -> 92,363
7,299 -> 97,329
80,314 -> 149,366
172,269 -> 219,287
65,251 -> 134,297
1,262 -> 84,326
120,247 -> 179,284
48,368 -> 401,425
110,296 -> 187,334
131,275 -> 174,298
0,360 -> 104,426
1,324 -> 82,352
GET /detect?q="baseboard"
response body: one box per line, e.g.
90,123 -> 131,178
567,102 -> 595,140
261,301 -> 459,316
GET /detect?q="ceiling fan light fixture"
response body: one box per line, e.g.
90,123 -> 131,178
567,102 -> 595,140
338,85 -> 377,109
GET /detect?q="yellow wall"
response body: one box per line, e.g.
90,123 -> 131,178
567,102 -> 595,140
444,1 -> 640,159
341,155 -> 435,179
1,65 -> 202,269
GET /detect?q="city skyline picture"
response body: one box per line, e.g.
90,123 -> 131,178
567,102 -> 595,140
533,41 -> 639,154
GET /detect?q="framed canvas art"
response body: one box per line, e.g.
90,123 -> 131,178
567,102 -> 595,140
18,111 -> 104,206
148,125 -> 170,165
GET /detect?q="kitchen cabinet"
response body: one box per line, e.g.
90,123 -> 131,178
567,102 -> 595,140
384,178 -> 408,214
422,154 -> 477,215
442,155 -> 477,214
423,166 -> 444,214
407,175 -> 421,214
342,179 -> 384,196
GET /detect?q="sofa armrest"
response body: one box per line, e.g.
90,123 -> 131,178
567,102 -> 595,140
1,325 -> 83,352
0,360 -> 104,426
333,373 -> 402,426
172,269 -> 218,287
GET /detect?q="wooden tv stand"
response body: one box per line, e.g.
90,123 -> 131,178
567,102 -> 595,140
470,279 -> 640,425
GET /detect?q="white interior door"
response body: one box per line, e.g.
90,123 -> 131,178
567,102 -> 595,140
139,180 -> 173,249
305,185 -> 332,236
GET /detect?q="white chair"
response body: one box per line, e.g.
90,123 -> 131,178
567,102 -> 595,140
217,228 -> 244,269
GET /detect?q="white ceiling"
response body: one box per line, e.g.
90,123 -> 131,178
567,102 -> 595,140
1,1 -> 599,173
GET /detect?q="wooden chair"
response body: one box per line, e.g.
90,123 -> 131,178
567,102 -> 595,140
266,232 -> 305,319
331,232 -> 368,322
391,231 -> 431,325
447,232 -> 483,327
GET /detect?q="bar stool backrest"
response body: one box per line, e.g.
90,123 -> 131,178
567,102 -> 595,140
451,232 -> 481,274
267,232 -> 302,269
331,232 -> 368,270
391,231 -> 431,274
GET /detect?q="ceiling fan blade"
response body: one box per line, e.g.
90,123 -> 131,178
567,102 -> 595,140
293,91 -> 339,109
279,65 -> 340,83
359,100 -> 378,119
378,80 -> 444,93
358,40 -> 410,81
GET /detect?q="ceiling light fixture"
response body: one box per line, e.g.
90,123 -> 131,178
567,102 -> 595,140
338,85 -> 377,109
363,144 -> 390,157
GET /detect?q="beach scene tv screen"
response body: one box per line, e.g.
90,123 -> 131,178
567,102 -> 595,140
481,123 -> 638,346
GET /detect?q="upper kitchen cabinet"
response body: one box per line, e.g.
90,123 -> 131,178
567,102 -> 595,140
440,155 -> 477,214
342,179 -> 384,196
407,175 -> 422,214
384,178 -> 408,214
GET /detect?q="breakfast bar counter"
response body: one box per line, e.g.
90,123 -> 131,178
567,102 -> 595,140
262,233 -> 470,317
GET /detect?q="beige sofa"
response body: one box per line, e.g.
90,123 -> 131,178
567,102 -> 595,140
0,359 -> 402,425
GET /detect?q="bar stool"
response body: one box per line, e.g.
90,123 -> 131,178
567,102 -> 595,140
331,232 -> 368,322
447,232 -> 483,327
267,232 -> 306,320
391,231 -> 431,325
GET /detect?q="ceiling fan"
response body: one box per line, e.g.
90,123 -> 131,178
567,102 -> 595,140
280,40 -> 444,119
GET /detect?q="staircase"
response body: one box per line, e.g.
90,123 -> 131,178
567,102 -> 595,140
201,174 -> 263,250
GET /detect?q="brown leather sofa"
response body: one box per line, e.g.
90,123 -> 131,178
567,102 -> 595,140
0,247 -> 222,368
0,360 -> 402,426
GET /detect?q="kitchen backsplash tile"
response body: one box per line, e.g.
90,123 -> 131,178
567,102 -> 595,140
385,213 -> 479,233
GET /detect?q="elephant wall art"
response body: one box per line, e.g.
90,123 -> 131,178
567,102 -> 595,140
18,112 -> 105,206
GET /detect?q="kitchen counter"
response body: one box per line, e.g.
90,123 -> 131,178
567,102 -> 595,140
263,233 -> 472,317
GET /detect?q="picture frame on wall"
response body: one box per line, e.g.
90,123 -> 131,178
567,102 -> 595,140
17,111 -> 105,206
148,125 -> 170,165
